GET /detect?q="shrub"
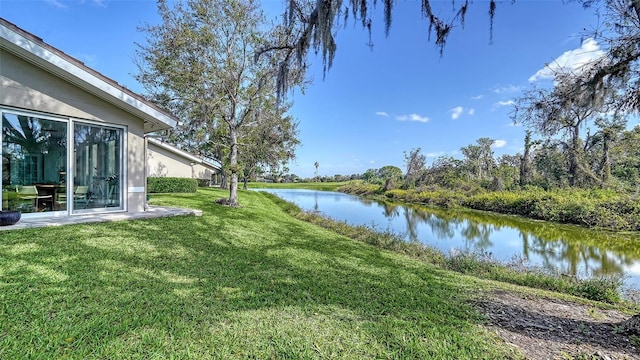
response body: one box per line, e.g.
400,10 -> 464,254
147,177 -> 198,193
571,276 -> 622,303
196,178 -> 212,187
445,250 -> 623,304
337,181 -> 381,195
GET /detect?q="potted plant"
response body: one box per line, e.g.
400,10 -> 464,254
1,188 -> 21,226
0,209 -> 21,226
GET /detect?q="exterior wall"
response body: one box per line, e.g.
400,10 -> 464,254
147,143 -> 217,181
1,49 -> 147,212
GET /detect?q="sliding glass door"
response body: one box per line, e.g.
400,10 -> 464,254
73,122 -> 122,213
2,112 -> 67,213
2,109 -> 125,216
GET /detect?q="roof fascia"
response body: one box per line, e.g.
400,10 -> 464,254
0,20 -> 178,132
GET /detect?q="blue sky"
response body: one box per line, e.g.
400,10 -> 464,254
0,0 -> 605,178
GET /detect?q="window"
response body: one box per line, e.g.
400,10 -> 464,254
1,109 -> 125,215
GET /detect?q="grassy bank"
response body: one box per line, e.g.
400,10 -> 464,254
1,188 -> 520,359
339,181 -> 640,231
248,181 -> 349,191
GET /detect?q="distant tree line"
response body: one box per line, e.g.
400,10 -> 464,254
357,124 -> 639,195
257,172 -> 361,184
260,121 -> 640,193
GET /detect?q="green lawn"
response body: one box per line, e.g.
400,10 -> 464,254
0,188 -> 517,359
248,181 -> 349,191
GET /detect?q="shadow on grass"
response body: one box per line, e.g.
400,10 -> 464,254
0,189 -> 513,359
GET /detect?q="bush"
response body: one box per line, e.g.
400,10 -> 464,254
147,177 -> 198,193
337,181 -> 381,195
196,178 -> 212,187
446,250 -> 623,304
463,189 -> 640,231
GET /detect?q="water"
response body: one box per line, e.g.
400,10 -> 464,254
259,188 -> 640,290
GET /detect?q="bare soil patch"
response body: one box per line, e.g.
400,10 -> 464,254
473,290 -> 639,359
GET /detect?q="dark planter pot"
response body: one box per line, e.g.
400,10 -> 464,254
0,210 -> 21,226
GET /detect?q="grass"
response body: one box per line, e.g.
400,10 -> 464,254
0,188 -> 520,359
247,181 -> 349,191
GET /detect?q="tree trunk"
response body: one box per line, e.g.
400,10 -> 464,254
220,172 -> 228,190
520,132 -> 532,187
520,153 -> 531,187
569,126 -> 581,187
228,127 -> 239,207
600,131 -> 611,186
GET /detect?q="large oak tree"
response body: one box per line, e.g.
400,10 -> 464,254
136,0 -> 304,206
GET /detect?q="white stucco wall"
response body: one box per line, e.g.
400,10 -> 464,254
1,49 -> 147,212
147,142 -> 217,182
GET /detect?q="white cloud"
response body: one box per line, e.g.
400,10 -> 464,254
471,95 -> 484,100
494,85 -> 521,94
92,0 -> 108,7
396,113 -> 429,123
491,100 -> 515,112
493,100 -> 515,109
450,106 -> 463,120
468,108 -> 475,115
375,111 -> 389,117
492,140 -> 507,148
529,38 -> 605,82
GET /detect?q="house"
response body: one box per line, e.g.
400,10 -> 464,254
1,18 -> 178,217
147,137 -> 221,186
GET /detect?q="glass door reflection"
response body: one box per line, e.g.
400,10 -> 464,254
2,112 -> 67,213
73,123 -> 122,212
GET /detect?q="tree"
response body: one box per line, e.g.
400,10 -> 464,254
512,66 -> 615,187
608,124 -> 640,193
136,0 -> 304,206
360,165 -> 403,189
266,1 -> 639,109
460,137 -> 496,181
532,141 -> 570,189
378,165 -> 403,190
477,137 -> 496,180
584,116 -> 627,187
495,154 -> 521,190
239,101 -> 300,189
403,148 -> 426,188
520,130 -> 535,187
422,155 -> 465,188
575,0 -> 640,114
258,0 -> 505,98
460,144 -> 481,181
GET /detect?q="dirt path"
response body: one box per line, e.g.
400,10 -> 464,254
473,290 -> 639,359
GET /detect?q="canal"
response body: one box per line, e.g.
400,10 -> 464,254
260,188 -> 640,290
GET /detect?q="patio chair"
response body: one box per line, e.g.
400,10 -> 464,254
73,185 -> 90,208
16,185 -> 52,211
54,187 -> 67,210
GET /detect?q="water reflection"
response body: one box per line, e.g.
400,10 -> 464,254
259,189 -> 640,289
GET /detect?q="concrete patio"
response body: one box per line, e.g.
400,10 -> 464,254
0,206 -> 202,231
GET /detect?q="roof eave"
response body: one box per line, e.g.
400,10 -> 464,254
0,20 -> 178,133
